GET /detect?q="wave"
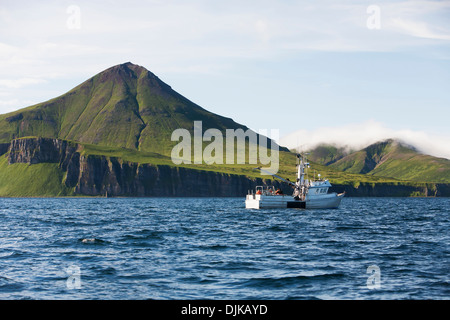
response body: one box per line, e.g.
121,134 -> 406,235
0,276 -> 25,293
197,244 -> 229,251
239,272 -> 346,289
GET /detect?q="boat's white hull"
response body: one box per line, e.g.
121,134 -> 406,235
245,193 -> 344,209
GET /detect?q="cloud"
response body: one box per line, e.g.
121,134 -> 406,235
0,99 -> 21,107
0,0 -> 449,121
382,0 -> 450,41
280,120 -> 450,160
2,1 -> 450,72
0,98 -> 35,114
390,18 -> 450,40
0,78 -> 47,89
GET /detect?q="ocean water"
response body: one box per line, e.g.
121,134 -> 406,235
0,197 -> 448,300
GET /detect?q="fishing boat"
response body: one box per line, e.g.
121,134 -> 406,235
245,153 -> 345,209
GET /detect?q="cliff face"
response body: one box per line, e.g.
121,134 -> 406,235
2,137 -> 450,197
8,138 -> 79,167
72,154 -> 274,197
4,137 -> 280,197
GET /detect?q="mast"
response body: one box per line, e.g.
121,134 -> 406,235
296,153 -> 309,187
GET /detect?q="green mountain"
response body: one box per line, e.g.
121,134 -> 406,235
0,62 -> 281,156
311,139 -> 450,183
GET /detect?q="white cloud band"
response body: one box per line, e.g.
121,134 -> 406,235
280,120 -> 450,160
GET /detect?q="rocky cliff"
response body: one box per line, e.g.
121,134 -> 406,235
4,137 -> 281,197
2,137 -> 450,197
8,137 -> 79,166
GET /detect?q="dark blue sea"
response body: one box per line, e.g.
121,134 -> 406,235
0,197 -> 448,300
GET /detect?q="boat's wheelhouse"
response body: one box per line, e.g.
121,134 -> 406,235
307,180 -> 332,196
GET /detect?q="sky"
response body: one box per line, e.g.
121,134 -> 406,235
1,0 -> 450,158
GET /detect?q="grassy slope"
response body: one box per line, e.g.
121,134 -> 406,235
329,141 -> 450,183
0,156 -> 73,197
370,153 -> 450,182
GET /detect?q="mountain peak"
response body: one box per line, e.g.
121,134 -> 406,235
115,61 -> 147,73
364,138 -> 419,155
96,62 -> 149,81
111,61 -> 143,70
